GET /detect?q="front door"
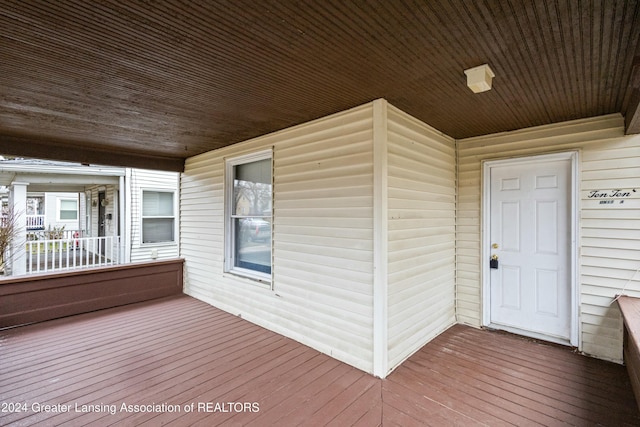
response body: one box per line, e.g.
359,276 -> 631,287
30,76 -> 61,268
98,191 -> 106,254
487,154 -> 573,343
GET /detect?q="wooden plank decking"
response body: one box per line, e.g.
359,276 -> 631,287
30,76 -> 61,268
1,294 -> 638,426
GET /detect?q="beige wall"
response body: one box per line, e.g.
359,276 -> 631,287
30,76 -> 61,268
182,102 -> 376,373
181,101 -> 639,376
181,100 -> 458,377
385,104 -> 457,370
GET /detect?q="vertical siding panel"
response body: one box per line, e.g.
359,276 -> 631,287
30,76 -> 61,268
385,105 -> 457,370
181,103 -> 375,372
456,113 -> 640,362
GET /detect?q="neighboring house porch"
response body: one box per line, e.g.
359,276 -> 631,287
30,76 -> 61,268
0,160 -> 179,276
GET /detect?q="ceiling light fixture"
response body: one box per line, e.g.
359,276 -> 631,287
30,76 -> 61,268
464,64 -> 495,93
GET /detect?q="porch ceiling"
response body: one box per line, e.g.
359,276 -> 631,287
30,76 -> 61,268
1,1 -> 639,171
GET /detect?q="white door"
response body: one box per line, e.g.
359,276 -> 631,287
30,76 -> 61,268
488,156 -> 572,342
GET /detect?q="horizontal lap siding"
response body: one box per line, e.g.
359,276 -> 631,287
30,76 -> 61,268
580,135 -> 640,360
129,169 -> 180,262
456,113 -> 640,362
386,106 -> 456,370
181,104 -> 375,373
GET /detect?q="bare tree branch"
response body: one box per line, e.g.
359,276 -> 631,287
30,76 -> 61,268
0,208 -> 21,274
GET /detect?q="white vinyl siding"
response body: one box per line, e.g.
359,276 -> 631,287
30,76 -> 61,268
181,103 -> 376,372
456,114 -> 640,362
181,101 -> 638,374
385,105 -> 457,370
129,169 -> 180,262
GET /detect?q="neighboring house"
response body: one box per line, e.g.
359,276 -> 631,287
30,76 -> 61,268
0,159 -> 179,276
84,168 -> 180,264
181,99 -> 640,378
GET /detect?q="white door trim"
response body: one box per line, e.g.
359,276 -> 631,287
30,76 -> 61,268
481,151 -> 579,346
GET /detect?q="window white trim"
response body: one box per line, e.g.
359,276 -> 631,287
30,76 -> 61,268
224,149 -> 273,284
140,188 -> 178,245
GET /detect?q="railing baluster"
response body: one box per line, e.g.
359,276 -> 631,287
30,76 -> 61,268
22,235 -> 122,275
74,239 -> 79,268
27,242 -> 32,274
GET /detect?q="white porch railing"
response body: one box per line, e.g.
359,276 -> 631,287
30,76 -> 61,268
26,215 -> 45,230
26,236 -> 121,274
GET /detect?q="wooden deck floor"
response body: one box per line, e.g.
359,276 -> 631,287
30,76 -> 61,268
1,295 -> 638,426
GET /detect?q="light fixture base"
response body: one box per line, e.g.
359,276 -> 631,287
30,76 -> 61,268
464,64 -> 495,93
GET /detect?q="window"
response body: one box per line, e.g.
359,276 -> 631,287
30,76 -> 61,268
27,196 -> 44,215
142,190 -> 175,243
225,150 -> 272,280
58,199 -> 78,220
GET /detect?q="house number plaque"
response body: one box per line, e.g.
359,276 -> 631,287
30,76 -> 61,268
586,188 -> 637,205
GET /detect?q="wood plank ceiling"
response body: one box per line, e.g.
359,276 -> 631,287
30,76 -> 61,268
1,0 -> 639,171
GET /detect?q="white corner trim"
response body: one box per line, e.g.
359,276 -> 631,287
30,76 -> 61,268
372,98 -> 389,378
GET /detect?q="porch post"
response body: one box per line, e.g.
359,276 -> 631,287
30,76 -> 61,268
121,173 -> 130,264
9,181 -> 28,276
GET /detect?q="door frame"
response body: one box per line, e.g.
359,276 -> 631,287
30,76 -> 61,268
481,151 -> 579,346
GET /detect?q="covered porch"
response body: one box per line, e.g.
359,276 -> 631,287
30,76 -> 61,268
1,294 -> 638,426
1,2 -> 639,425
